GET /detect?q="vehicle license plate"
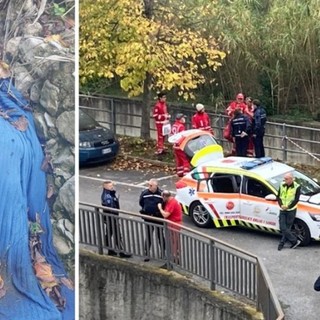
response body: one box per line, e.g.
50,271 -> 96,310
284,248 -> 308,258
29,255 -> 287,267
102,148 -> 111,154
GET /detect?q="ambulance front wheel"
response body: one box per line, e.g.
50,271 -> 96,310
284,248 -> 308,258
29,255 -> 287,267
292,219 -> 311,246
189,201 -> 212,228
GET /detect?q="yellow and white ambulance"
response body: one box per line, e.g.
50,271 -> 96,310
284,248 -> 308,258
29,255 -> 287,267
175,157 -> 320,245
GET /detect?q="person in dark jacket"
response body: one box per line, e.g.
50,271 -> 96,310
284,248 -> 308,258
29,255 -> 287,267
314,276 -> 320,291
139,179 -> 165,261
101,180 -> 132,258
277,173 -> 301,251
252,99 -> 267,158
230,108 -> 251,156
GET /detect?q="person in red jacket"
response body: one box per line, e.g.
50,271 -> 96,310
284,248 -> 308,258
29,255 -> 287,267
191,103 -> 214,134
158,190 -> 182,264
226,93 -> 248,117
171,113 -> 190,177
152,92 -> 170,154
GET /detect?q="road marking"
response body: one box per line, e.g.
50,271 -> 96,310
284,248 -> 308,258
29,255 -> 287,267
79,175 -> 175,193
80,174 -> 176,193
136,174 -> 177,186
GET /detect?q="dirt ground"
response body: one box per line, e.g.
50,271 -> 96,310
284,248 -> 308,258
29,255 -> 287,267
110,136 -> 320,181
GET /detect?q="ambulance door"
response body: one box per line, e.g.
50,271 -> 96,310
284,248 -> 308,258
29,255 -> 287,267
199,173 -> 241,223
241,177 -> 279,230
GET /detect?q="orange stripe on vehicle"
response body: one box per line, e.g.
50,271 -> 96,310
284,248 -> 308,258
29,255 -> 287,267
240,194 -> 271,204
239,195 -> 320,213
181,177 -> 198,188
194,191 -> 320,214
297,203 -> 320,214
197,192 -> 239,200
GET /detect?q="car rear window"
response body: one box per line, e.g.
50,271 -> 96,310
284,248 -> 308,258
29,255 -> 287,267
79,110 -> 100,131
184,135 -> 217,158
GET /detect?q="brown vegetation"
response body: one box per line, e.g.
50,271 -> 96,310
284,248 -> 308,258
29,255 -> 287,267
108,136 -> 320,182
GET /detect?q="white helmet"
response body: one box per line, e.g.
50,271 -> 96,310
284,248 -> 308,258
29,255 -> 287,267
196,103 -> 204,112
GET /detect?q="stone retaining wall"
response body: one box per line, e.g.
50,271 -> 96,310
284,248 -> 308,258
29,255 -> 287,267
80,250 -> 262,320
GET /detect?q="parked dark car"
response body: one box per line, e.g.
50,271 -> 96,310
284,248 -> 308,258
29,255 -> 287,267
79,109 -> 119,165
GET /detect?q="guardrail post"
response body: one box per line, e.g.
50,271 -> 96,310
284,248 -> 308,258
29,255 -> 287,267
209,239 -> 216,290
256,265 -> 271,319
256,262 -> 261,312
218,114 -> 224,145
111,98 -> 116,134
163,221 -> 173,270
282,123 -> 287,162
95,207 -> 103,255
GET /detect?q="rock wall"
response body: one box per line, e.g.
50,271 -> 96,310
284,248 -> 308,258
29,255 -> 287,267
80,251 -> 262,320
0,1 -> 75,274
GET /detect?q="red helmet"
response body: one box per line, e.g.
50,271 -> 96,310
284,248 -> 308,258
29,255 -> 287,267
236,93 -> 244,99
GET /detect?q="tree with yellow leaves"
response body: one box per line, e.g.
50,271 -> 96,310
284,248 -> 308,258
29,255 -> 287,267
80,0 -> 226,138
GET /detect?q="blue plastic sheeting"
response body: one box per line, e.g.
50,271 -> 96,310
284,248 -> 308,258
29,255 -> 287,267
0,78 -> 74,319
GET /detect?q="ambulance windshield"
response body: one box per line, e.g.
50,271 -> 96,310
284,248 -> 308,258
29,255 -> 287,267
268,171 -> 320,196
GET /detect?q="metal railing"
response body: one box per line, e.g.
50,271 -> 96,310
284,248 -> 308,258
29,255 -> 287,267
79,94 -> 320,165
79,202 -> 284,320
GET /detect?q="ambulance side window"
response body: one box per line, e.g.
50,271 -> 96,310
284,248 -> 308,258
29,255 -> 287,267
244,177 -> 271,198
210,174 -> 240,193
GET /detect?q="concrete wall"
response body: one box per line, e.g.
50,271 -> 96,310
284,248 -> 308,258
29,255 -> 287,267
80,250 -> 262,320
79,95 -> 320,165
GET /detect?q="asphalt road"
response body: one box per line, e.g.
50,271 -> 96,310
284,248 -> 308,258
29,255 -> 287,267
79,164 -> 320,320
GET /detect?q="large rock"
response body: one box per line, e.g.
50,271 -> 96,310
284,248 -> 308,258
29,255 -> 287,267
56,111 -> 75,144
25,22 -> 43,36
19,37 -> 50,76
33,111 -> 48,139
40,80 -> 60,115
57,218 -> 74,244
29,81 -> 42,103
46,138 -> 59,155
52,228 -> 73,256
49,63 -> 75,111
13,64 -> 34,96
53,176 -> 75,222
52,147 -> 74,181
23,0 -> 35,12
44,112 -> 55,128
5,37 -> 22,59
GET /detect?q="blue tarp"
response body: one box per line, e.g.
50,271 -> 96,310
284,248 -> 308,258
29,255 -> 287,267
0,78 -> 74,319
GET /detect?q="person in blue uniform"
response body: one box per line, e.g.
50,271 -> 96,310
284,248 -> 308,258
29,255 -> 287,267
230,108 -> 251,156
139,179 -> 165,261
101,180 -> 132,258
252,99 -> 267,158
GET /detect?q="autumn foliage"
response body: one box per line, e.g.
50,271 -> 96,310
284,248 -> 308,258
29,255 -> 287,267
80,0 -> 226,100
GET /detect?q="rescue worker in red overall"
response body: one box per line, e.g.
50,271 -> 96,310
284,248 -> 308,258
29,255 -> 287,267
191,103 -> 214,134
152,92 -> 170,155
171,113 -> 190,177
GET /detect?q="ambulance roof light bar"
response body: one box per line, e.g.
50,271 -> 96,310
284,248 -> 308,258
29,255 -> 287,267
241,157 -> 273,170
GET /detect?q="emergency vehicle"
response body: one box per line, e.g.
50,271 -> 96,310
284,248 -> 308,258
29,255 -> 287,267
168,129 -> 222,162
175,156 -> 320,245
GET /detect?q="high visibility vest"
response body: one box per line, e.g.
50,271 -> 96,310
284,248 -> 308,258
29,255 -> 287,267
279,181 -> 299,210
